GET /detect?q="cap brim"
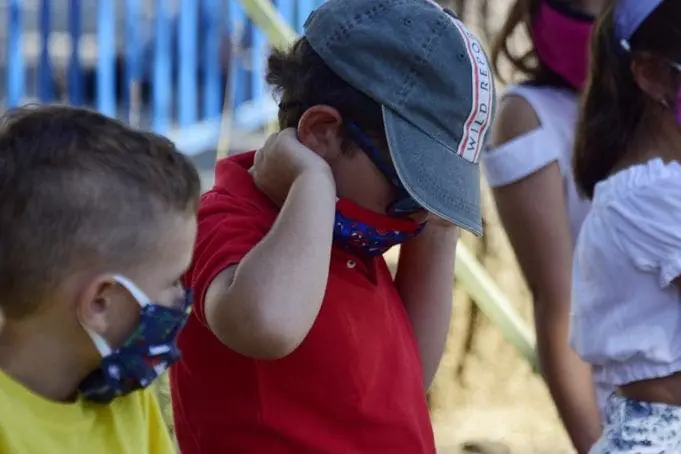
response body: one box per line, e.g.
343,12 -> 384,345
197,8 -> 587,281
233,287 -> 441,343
383,106 -> 482,236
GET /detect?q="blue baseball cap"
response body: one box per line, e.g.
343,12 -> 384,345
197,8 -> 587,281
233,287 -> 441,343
614,0 -> 664,50
303,0 -> 496,236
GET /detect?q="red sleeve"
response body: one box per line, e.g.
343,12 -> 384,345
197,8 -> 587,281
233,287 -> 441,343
185,190 -> 273,325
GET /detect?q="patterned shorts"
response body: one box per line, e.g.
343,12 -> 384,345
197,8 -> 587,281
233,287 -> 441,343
590,394 -> 681,453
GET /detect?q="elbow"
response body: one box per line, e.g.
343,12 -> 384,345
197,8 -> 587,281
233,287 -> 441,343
217,324 -> 302,360
206,297 -> 305,360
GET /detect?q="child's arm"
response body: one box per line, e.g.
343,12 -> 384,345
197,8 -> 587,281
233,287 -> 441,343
204,130 -> 336,360
393,221 -> 459,389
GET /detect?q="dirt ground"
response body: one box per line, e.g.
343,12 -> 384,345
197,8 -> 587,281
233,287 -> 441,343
431,374 -> 574,454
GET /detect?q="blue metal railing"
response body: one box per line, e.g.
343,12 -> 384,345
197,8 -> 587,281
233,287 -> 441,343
2,0 -> 325,155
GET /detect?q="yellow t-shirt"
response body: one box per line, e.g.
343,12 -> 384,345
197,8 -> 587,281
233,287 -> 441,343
0,369 -> 175,454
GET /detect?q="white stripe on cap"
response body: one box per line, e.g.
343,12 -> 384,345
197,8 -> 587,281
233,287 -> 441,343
418,0 -> 493,163
614,0 -> 663,50
451,19 -> 493,163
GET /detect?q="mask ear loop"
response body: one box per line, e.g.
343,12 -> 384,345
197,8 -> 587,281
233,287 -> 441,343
112,275 -> 152,308
85,328 -> 114,357
83,275 -> 152,358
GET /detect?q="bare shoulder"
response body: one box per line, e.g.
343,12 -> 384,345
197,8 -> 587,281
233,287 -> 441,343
491,94 -> 541,147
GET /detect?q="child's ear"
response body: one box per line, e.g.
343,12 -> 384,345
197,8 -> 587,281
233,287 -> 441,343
631,54 -> 676,104
297,105 -> 344,161
77,275 -> 143,350
76,276 -> 115,336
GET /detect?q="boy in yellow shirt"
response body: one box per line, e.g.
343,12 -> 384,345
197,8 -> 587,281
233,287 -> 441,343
0,105 -> 200,454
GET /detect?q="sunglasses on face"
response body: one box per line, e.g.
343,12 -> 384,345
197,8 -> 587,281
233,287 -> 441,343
344,121 -> 423,216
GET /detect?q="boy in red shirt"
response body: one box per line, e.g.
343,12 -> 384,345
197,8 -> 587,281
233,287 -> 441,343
171,0 -> 495,452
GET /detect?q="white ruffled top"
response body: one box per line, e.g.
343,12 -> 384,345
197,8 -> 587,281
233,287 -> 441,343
571,158 -> 681,390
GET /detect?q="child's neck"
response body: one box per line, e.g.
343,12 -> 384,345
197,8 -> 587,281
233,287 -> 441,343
0,320 -> 90,402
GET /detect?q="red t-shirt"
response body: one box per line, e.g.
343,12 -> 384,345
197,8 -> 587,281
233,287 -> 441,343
170,152 -> 435,453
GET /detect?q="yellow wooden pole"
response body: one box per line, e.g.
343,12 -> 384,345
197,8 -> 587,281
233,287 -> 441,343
217,0 -> 296,159
216,24 -> 238,160
237,0 -> 297,50
454,245 -> 538,371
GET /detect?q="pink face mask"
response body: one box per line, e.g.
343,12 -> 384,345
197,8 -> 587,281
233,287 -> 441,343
532,0 -> 595,90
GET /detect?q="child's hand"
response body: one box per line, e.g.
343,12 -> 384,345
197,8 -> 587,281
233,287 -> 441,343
252,128 -> 334,206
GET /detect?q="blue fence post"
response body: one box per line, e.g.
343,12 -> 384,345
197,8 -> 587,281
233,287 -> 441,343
38,0 -> 55,102
124,0 -> 142,125
7,0 -> 24,107
249,20 -> 266,105
228,1 -> 249,109
68,0 -> 83,105
178,0 -> 198,127
201,0 -> 222,120
96,0 -> 116,116
153,0 -> 173,132
228,36 -> 239,127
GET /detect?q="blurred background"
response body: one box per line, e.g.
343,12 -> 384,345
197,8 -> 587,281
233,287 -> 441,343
0,0 -> 575,452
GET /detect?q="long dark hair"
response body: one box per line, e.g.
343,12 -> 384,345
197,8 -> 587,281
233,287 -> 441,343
573,0 -> 681,199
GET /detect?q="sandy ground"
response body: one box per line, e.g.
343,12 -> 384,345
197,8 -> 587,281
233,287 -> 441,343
432,390 -> 575,454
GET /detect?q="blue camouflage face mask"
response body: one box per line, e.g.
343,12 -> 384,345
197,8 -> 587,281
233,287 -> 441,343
78,275 -> 192,403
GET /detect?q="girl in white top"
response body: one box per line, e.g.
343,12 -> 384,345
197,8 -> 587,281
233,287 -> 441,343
571,0 -> 681,451
483,1 -> 607,452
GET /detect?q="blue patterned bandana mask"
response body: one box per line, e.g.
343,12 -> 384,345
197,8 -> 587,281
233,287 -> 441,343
334,198 -> 425,256
78,275 -> 192,403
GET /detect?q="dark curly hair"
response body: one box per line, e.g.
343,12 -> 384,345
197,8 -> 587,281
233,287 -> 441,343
266,37 -> 384,145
